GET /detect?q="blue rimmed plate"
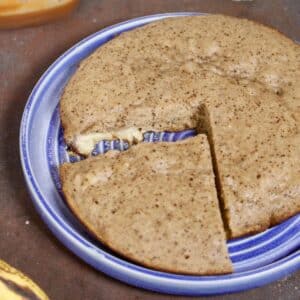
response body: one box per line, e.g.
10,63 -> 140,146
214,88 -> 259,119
20,13 -> 300,295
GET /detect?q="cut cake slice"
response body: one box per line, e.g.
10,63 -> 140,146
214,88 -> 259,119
60,135 -> 233,275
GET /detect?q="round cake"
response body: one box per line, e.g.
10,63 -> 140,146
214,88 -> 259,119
59,15 -> 300,273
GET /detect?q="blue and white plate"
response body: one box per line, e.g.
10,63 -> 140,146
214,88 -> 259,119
20,13 -> 300,295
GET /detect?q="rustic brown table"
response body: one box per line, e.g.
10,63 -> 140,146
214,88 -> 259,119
0,1 -> 299,299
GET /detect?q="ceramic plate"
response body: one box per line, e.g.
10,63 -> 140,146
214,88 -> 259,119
20,13 -> 300,295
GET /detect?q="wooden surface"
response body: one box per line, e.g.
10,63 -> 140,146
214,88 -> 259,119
0,0 -> 299,299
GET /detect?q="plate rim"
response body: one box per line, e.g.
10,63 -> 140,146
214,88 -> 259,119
19,12 -> 300,295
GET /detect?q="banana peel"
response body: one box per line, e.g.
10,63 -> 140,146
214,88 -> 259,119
0,259 -> 49,300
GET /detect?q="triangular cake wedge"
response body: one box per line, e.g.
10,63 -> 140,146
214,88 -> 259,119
60,135 -> 232,275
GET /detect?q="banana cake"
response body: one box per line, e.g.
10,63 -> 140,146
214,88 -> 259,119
60,135 -> 232,275
61,15 -> 300,155
60,15 -> 300,246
